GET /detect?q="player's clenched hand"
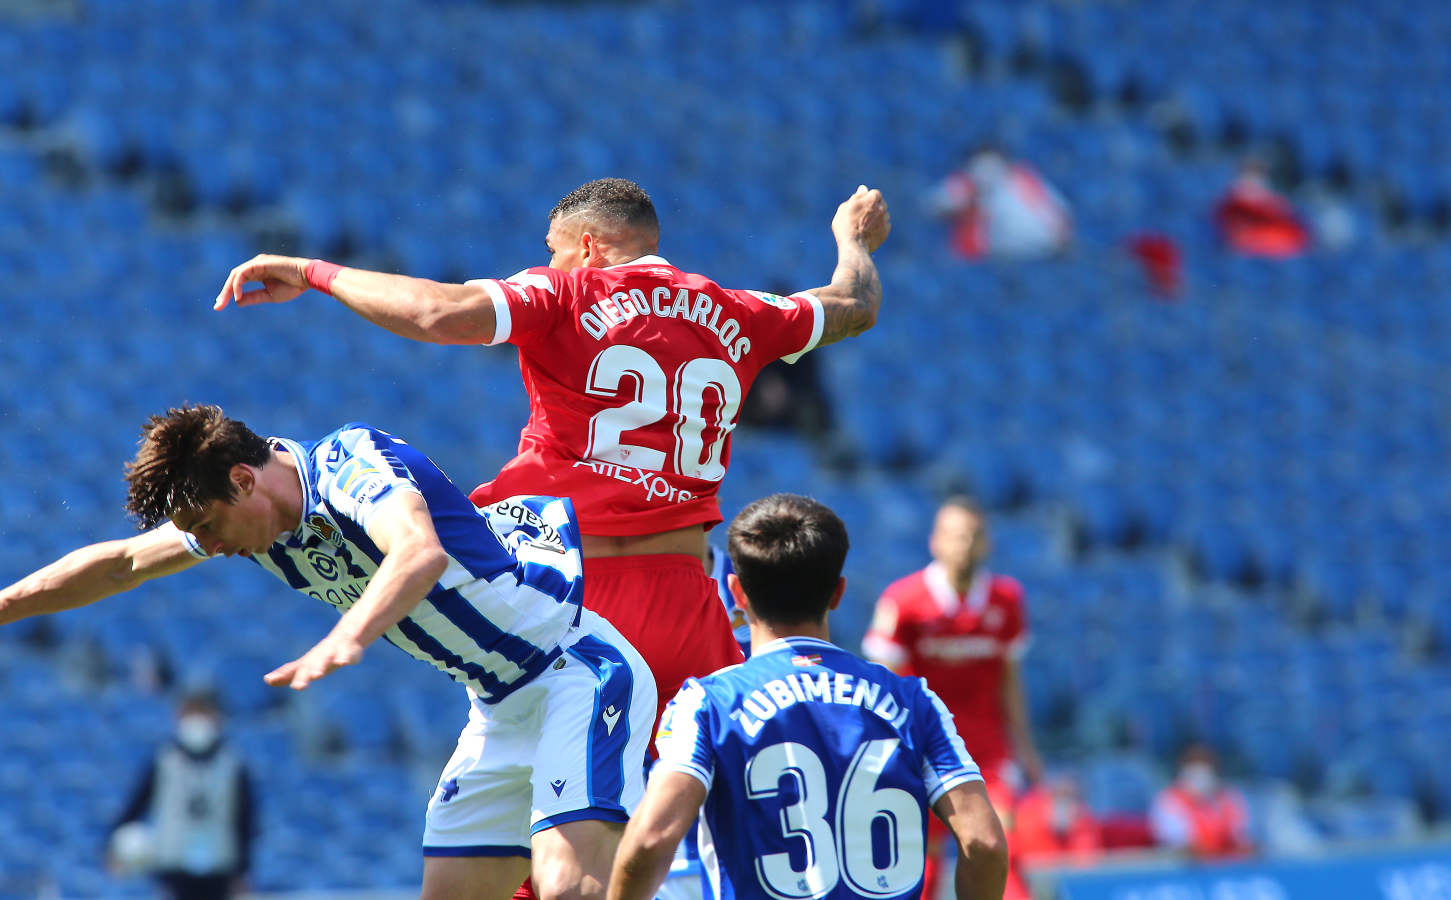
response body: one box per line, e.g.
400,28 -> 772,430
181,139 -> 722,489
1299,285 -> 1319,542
213,254 -> 311,311
832,184 -> 891,253
264,634 -> 365,690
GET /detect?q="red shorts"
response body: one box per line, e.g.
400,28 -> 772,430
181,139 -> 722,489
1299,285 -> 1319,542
582,553 -> 745,733
510,555 -> 742,900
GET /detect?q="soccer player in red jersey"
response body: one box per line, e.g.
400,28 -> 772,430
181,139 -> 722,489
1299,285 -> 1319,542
215,179 -> 889,900
863,496 -> 1043,900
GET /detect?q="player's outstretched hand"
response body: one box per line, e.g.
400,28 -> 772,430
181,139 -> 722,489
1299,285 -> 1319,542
213,254 -> 311,311
264,633 -> 364,690
832,184 -> 892,253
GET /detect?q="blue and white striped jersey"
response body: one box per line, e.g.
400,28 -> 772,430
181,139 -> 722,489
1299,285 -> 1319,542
180,423 -> 583,704
655,637 -> 982,900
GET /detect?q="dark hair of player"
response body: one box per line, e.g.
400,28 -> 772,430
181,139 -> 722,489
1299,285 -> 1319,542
550,177 -> 660,236
727,493 -> 849,627
125,405 -> 272,530
179,689 -> 223,716
939,494 -> 986,521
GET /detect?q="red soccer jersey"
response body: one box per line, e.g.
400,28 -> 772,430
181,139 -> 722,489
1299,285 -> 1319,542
466,256 -> 823,535
862,564 -> 1028,773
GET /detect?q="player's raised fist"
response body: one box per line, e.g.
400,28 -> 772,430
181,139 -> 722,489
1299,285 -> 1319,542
832,184 -> 892,253
213,254 -> 311,311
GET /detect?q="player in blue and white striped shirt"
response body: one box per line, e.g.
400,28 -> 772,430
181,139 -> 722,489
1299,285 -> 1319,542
0,405 -> 655,900
609,494 -> 1009,900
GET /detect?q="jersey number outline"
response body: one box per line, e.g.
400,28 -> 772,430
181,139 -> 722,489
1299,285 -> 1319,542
584,344 -> 741,482
744,738 -> 924,899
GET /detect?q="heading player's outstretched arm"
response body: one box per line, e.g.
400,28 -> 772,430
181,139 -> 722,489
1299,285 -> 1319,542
933,781 -> 1009,900
213,254 -> 499,345
606,770 -> 707,900
0,525 -> 202,626
808,184 -> 891,349
264,491 -> 449,690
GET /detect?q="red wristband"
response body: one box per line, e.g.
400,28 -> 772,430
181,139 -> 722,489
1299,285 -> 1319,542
304,259 -> 343,295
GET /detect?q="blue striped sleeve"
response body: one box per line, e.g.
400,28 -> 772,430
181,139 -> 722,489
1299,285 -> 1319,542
653,679 -> 716,789
321,428 -> 422,534
914,679 -> 984,805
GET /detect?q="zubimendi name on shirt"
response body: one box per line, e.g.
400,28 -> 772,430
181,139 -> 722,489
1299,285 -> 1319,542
729,669 -> 913,738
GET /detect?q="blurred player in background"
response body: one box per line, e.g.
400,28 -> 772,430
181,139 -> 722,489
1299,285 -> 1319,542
212,178 -> 890,738
608,493 -> 1008,900
109,690 -> 255,900
0,405 -> 654,900
863,496 -> 1043,900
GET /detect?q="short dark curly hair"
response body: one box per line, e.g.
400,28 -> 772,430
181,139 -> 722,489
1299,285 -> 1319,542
549,178 -> 659,235
124,405 -> 272,530
727,493 -> 849,627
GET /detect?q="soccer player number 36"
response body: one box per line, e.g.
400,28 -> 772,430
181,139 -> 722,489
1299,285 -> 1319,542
584,344 -> 741,482
745,738 -> 924,899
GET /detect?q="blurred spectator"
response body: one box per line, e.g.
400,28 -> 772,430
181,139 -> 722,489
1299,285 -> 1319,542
1126,232 -> 1184,298
1012,775 -> 1105,868
927,144 -> 1073,260
1214,158 -> 1310,257
126,643 -> 174,695
1150,744 -> 1253,860
863,495 -> 1043,899
737,285 -> 835,440
110,691 -> 254,900
1303,186 -> 1359,251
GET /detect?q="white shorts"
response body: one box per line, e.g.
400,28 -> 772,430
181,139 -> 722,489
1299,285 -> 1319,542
421,608 -> 656,858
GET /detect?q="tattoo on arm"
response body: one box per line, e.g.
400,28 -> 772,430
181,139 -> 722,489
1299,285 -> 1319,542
816,240 -> 882,347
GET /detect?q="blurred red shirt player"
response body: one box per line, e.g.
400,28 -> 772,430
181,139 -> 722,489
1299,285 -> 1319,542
864,495 -> 1043,900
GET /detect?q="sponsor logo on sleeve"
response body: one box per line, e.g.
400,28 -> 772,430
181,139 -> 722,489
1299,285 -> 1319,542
507,272 -> 554,296
746,290 -> 798,310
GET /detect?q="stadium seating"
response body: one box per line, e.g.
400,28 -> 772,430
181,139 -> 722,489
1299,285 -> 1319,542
1,0 -> 1449,893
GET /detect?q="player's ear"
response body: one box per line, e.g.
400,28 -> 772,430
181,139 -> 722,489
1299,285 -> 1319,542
828,577 -> 846,612
727,573 -> 752,618
579,230 -> 599,265
230,464 -> 256,496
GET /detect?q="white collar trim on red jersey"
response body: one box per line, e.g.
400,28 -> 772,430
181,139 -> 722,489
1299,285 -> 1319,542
924,562 -> 992,616
605,254 -> 671,269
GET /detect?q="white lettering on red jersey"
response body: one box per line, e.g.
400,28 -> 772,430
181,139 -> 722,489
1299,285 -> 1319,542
862,565 -> 1028,772
466,256 -> 824,535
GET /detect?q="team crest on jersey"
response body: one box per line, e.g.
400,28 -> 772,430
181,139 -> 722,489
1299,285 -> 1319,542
791,653 -> 823,667
983,607 -> 1003,630
306,514 -> 344,548
746,290 -> 796,310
